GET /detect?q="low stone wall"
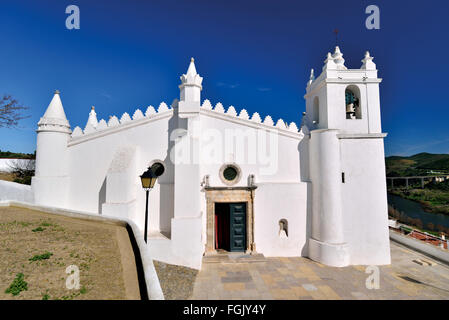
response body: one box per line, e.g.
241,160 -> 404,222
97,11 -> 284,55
390,229 -> 449,265
0,180 -> 34,203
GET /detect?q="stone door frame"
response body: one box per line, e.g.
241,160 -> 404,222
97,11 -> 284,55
204,186 -> 257,255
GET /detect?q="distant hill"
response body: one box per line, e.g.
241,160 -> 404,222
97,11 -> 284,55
0,150 -> 35,159
385,152 -> 449,177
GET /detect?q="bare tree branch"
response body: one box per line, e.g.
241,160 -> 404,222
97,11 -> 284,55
7,159 -> 35,178
0,95 -> 29,128
7,159 -> 35,185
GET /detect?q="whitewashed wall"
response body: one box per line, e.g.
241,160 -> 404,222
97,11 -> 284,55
198,112 -> 302,186
0,159 -> 33,172
67,111 -> 174,234
340,137 -> 391,265
254,182 -> 309,256
197,112 -> 307,257
0,180 -> 34,202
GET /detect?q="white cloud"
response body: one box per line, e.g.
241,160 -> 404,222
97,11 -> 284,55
216,82 -> 239,89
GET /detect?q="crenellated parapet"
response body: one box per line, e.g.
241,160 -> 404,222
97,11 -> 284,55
71,98 -> 302,140
71,101 -> 174,139
199,99 -> 301,135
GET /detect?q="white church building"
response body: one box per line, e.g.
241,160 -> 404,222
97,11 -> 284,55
31,46 -> 391,269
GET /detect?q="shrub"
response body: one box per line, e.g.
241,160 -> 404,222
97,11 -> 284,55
29,252 -> 53,261
5,273 -> 28,296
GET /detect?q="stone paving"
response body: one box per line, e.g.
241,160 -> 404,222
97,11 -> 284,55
189,241 -> 449,299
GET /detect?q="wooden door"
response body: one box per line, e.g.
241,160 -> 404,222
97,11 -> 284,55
229,203 -> 246,252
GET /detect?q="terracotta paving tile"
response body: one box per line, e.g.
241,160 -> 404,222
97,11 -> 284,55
277,267 -> 290,275
223,283 -> 246,291
269,288 -> 295,300
318,285 -> 341,300
186,242 -> 449,300
292,271 -> 307,279
309,288 -> 328,300
292,286 -> 310,298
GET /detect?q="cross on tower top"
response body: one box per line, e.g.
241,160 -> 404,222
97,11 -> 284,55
333,29 -> 339,47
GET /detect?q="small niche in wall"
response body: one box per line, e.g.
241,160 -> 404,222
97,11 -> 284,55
279,219 -> 288,239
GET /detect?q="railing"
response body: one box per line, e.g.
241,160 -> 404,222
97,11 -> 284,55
392,225 -> 448,250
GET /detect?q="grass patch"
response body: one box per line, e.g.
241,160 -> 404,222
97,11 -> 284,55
29,252 -> 53,261
40,222 -> 54,227
5,273 -> 28,296
1,221 -> 32,227
0,220 -> 32,230
56,288 -> 86,300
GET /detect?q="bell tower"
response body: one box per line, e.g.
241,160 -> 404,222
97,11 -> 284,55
304,47 -> 382,134
303,47 -> 391,267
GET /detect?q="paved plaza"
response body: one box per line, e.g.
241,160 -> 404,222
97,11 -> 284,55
188,242 -> 449,300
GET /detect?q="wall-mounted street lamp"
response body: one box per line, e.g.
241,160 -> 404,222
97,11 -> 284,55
140,163 -> 164,243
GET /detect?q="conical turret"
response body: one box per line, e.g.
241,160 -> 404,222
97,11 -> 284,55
37,90 -> 71,133
179,57 -> 203,102
33,90 -> 71,208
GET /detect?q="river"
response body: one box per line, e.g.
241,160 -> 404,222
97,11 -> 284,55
387,193 -> 449,230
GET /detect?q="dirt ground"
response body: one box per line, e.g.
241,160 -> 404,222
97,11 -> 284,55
0,172 -> 15,182
153,260 -> 198,300
0,206 -> 140,300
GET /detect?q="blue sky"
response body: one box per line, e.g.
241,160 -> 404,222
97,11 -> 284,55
0,0 -> 448,156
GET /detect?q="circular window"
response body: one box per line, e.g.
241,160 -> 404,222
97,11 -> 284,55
223,166 -> 238,181
219,163 -> 241,186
